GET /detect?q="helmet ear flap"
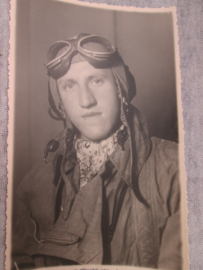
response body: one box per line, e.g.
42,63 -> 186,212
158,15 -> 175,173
48,77 -> 74,132
57,103 -> 66,119
124,65 -> 136,102
48,77 -> 66,120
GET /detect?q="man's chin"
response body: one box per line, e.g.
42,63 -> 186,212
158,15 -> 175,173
80,128 -> 112,142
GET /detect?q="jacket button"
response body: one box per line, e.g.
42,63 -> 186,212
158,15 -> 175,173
60,206 -> 64,212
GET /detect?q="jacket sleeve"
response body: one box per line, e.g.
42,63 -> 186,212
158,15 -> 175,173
158,170 -> 182,270
12,196 -> 36,269
12,160 -> 52,269
153,139 -> 182,270
12,155 -> 61,269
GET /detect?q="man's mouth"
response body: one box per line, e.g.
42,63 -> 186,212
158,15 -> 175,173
82,112 -> 102,118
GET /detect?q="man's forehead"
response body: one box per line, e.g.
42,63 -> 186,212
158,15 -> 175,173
58,61 -> 113,83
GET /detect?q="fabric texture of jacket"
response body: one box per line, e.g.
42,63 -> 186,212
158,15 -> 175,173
12,107 -> 181,270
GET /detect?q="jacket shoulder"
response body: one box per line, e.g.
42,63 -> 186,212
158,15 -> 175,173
138,137 -> 179,205
16,152 -> 60,203
148,137 -> 180,205
150,137 -> 178,166
151,136 -> 178,151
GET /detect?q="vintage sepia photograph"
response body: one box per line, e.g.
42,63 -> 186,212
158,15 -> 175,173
6,0 -> 188,269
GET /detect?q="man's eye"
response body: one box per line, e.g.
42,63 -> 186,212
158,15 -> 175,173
91,78 -> 103,86
64,84 -> 75,90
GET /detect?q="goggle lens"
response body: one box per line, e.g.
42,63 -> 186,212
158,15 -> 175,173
78,36 -> 115,57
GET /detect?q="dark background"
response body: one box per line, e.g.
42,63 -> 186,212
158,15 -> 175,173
14,0 -> 177,188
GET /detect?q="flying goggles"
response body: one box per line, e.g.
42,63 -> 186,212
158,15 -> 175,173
45,33 -> 118,80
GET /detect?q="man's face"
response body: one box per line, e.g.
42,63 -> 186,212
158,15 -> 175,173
57,61 -> 120,141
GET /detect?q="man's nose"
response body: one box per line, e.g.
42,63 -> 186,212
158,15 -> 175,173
78,87 -> 97,108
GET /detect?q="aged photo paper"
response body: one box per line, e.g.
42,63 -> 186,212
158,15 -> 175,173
7,0 -> 188,269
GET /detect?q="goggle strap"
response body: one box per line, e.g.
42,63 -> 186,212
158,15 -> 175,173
46,58 -> 62,70
45,40 -> 72,69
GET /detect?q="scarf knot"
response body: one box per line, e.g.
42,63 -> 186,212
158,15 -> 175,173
74,126 -> 124,189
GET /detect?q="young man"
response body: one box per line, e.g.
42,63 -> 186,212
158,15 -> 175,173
12,34 -> 181,269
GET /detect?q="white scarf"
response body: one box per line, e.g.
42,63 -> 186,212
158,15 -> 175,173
74,127 -> 124,189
